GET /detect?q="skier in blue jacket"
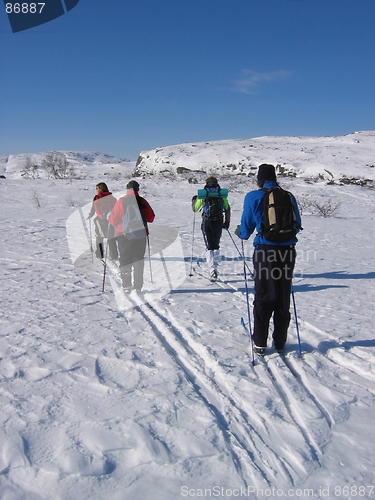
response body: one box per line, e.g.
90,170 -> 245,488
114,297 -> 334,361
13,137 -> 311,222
236,164 -> 302,355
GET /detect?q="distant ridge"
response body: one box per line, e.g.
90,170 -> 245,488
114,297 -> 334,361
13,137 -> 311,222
134,131 -> 375,184
0,150 -> 133,179
1,132 -> 375,185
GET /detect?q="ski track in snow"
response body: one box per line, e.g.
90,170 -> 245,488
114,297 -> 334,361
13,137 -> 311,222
105,256 -> 372,490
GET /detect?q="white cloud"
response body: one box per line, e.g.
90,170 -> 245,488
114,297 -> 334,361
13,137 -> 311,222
233,69 -> 292,94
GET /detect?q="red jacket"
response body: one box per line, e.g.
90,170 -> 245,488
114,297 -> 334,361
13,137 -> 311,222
108,191 -> 155,237
89,191 -> 117,220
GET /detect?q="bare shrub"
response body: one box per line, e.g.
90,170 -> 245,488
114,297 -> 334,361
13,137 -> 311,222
311,199 -> 341,218
66,194 -> 80,207
42,153 -> 75,180
111,172 -> 123,181
31,189 -> 42,209
66,195 -> 80,207
21,156 -> 40,179
297,194 -> 341,218
296,194 -> 314,216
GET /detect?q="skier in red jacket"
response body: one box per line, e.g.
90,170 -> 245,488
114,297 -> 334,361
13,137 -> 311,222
87,182 -> 118,260
108,180 -> 155,293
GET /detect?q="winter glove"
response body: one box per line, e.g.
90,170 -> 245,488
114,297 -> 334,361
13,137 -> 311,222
191,195 -> 198,211
234,225 -> 241,237
222,220 -> 230,230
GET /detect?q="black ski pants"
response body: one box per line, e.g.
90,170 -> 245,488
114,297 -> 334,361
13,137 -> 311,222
252,244 -> 296,349
201,217 -> 223,250
117,235 -> 147,290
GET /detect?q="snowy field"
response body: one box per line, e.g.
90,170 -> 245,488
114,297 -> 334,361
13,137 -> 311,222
1,132 -> 375,500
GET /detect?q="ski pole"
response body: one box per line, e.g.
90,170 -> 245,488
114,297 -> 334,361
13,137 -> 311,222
189,211 -> 196,277
101,237 -> 109,293
88,217 -> 94,262
241,240 -> 255,365
291,284 -> 303,357
226,229 -> 253,278
147,233 -> 153,283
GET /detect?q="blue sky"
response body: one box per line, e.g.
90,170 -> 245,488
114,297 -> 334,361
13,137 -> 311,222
1,0 -> 374,160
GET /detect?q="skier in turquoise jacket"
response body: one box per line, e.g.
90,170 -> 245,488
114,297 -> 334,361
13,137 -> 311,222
192,176 -> 230,281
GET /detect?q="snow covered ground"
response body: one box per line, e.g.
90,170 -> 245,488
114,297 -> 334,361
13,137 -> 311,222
1,133 -> 375,499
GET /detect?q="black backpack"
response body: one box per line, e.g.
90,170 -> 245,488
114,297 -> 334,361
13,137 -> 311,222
202,187 -> 224,219
261,188 -> 299,242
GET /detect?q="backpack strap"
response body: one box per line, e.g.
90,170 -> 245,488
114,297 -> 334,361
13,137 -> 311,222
286,191 -> 302,230
202,187 -> 210,213
135,195 -> 148,228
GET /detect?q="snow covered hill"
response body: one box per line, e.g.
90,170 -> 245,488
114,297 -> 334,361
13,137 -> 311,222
2,131 -> 375,187
134,130 -> 375,187
0,150 -> 133,181
1,132 -> 375,499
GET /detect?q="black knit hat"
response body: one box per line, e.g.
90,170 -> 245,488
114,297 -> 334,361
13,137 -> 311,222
205,176 -> 218,187
126,180 -> 140,191
257,164 -> 276,182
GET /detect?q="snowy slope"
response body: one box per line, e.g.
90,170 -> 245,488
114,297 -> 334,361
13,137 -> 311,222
1,133 -> 375,499
1,151 -> 133,181
134,131 -> 375,186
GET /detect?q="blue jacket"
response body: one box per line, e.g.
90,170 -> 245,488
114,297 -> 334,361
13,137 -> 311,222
238,181 -> 302,247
